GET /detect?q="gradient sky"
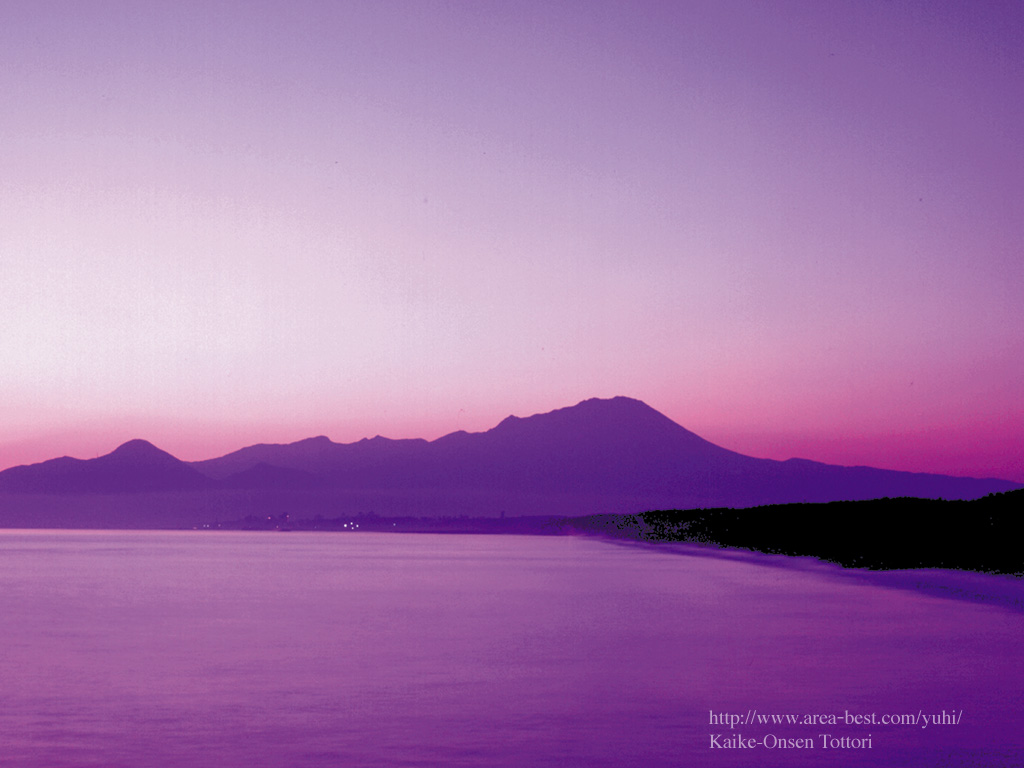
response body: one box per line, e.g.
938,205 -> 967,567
2,0 -> 1022,481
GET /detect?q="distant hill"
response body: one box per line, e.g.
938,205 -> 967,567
0,439 -> 213,494
191,396 -> 1018,509
0,397 -> 1019,527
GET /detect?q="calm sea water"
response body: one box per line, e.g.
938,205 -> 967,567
0,531 -> 1020,768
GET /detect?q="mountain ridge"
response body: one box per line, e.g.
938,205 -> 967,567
0,397 -> 1019,526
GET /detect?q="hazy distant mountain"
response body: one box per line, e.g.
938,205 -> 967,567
218,461 -> 326,490
192,397 -> 746,484
191,396 -> 1019,508
193,434 -> 431,481
0,397 -> 1019,526
0,439 -> 213,494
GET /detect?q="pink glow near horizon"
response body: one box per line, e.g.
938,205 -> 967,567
1,1 -> 1021,481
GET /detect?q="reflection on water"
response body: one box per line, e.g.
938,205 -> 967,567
0,530 -> 1020,767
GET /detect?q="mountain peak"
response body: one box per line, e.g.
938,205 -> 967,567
574,395 -> 659,413
0,437 -> 211,494
493,396 -> 650,425
479,396 -> 726,459
294,435 -> 335,448
107,439 -> 171,460
495,396 -> 685,430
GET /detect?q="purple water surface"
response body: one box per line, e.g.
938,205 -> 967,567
0,531 -> 1020,767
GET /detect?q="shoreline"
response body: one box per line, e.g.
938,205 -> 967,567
596,535 -> 1024,614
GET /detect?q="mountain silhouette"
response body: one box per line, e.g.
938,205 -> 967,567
191,396 -> 1019,511
0,398 -> 1019,525
0,439 -> 213,494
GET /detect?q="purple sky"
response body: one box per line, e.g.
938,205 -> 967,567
2,1 -> 1021,482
